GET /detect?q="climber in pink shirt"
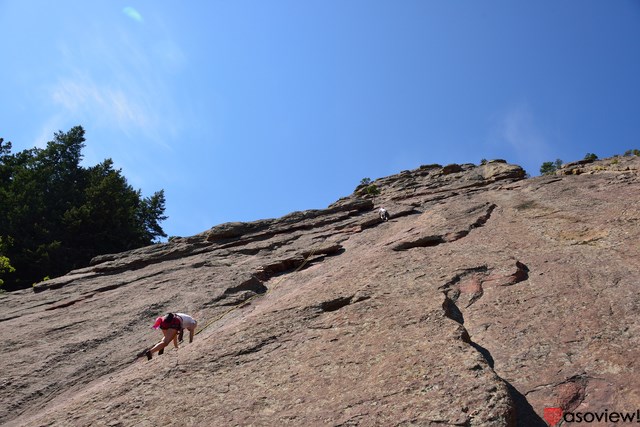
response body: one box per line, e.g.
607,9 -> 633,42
145,312 -> 198,360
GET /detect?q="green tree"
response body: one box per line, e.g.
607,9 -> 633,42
539,162 -> 555,175
0,257 -> 14,287
584,153 -> 598,161
0,237 -> 15,287
364,184 -> 381,206
540,158 -> 563,175
138,190 -> 168,242
60,159 -> 167,263
0,126 -> 168,290
554,159 -> 563,170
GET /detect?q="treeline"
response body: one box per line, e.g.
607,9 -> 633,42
0,126 -> 167,290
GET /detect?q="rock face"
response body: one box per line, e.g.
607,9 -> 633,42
2,157 -> 639,426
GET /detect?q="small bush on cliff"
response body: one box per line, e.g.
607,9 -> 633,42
554,159 -> 563,169
584,153 -> 598,161
355,178 -> 381,205
365,183 -> 380,197
540,159 -> 563,175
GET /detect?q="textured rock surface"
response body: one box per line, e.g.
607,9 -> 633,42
1,156 -> 639,426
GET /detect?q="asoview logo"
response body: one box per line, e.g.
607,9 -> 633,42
544,407 -> 640,425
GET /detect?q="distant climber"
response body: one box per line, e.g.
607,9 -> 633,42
145,312 -> 198,360
379,207 -> 389,222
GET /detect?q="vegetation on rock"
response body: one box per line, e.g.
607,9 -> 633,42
0,126 -> 167,290
539,159 -> 563,175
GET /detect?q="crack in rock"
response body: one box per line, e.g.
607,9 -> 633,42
482,261 -> 529,288
224,276 -> 268,295
392,204 -> 497,251
439,267 -> 489,309
203,276 -> 267,308
234,335 -> 279,356
317,292 -> 371,313
254,244 -> 344,281
204,245 -> 345,309
439,261 -> 529,309
440,265 -> 545,427
45,294 -> 96,311
319,296 -> 354,312
393,235 -> 446,251
550,375 -> 588,412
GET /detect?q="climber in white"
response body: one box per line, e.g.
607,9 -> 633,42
379,207 -> 389,221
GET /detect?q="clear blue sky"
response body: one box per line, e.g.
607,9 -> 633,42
1,1 -> 639,238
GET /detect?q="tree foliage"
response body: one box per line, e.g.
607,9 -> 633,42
364,184 -> 380,197
355,178 -> 381,205
540,159 -> 563,176
0,237 -> 15,287
363,183 -> 381,206
0,126 -> 167,290
584,152 -> 598,161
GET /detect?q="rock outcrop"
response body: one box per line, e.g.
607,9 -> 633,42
1,156 -> 639,426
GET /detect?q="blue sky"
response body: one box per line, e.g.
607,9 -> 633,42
1,1 -> 639,238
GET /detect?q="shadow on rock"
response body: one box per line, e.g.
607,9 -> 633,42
506,383 -> 547,427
